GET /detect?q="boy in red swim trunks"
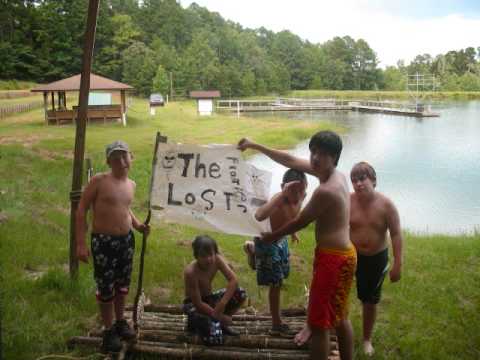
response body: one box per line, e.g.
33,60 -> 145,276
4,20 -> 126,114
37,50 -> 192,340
238,131 -> 357,360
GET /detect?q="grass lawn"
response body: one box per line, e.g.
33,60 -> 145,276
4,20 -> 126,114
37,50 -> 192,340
1,97 -> 479,359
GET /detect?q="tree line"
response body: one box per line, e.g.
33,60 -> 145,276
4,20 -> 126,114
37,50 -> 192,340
2,0 -> 480,96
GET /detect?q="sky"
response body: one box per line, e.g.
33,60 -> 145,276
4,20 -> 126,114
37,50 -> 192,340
180,0 -> 480,67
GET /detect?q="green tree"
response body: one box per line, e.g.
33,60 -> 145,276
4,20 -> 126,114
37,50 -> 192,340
95,14 -> 141,80
122,41 -> 157,96
152,64 -> 170,95
382,66 -> 406,90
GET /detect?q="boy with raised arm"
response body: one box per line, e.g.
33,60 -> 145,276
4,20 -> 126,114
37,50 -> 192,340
238,131 -> 357,360
350,161 -> 403,356
76,140 -> 150,353
243,169 -> 307,335
183,235 -> 247,345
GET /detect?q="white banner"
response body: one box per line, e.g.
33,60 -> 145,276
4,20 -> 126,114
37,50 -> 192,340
150,143 -> 272,236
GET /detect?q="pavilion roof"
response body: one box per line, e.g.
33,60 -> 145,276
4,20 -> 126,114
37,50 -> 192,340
31,73 -> 133,92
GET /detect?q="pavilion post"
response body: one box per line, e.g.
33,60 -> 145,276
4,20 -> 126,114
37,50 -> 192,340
68,0 -> 100,279
43,92 -> 48,124
120,90 -> 126,126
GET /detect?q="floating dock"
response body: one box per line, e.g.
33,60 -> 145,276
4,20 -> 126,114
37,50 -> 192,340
216,98 -> 439,118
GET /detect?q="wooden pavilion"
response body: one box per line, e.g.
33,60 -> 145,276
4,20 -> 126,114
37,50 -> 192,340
31,73 -> 134,125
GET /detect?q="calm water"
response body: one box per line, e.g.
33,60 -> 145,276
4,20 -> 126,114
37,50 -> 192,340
248,101 -> 480,235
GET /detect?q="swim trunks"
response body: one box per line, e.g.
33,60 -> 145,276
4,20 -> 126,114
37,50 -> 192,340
356,247 -> 389,304
183,287 -> 247,344
254,236 -> 290,287
91,230 -> 135,302
308,246 -> 357,329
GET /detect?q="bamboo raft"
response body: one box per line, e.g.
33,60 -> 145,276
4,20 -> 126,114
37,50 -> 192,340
68,304 -> 340,359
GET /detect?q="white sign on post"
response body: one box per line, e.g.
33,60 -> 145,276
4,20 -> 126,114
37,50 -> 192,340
150,143 -> 272,236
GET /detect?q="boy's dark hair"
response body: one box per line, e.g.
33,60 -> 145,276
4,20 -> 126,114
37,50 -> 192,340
351,161 -> 377,187
308,130 -> 343,166
192,235 -> 219,258
282,169 -> 307,185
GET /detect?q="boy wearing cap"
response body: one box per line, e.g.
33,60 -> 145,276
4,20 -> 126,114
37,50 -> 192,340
76,140 -> 150,353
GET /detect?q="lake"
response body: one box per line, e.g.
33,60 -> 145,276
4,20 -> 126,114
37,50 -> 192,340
248,101 -> 480,235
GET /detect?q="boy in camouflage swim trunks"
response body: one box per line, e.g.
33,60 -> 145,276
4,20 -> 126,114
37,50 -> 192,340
76,141 -> 150,353
244,169 -> 307,335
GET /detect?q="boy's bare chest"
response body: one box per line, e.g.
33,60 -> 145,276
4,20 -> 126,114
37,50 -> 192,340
97,181 -> 134,206
351,203 -> 386,231
197,269 -> 217,293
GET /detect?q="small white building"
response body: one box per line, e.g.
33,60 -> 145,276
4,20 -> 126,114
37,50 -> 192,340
190,90 -> 221,116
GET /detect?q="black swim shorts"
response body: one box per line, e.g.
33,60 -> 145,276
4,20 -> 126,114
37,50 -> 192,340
356,247 -> 389,304
91,230 -> 135,302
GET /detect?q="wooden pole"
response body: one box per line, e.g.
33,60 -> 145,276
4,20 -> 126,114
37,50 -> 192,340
43,92 -> 48,124
120,90 -> 126,125
68,0 -> 100,279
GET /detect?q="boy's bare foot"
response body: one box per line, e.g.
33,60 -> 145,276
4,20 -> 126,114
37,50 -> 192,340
243,241 -> 256,270
363,340 -> 374,356
294,324 -> 312,346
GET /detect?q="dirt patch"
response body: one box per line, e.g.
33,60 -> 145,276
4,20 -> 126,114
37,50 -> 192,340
176,239 -> 192,247
290,253 -> 307,271
0,134 -> 71,160
24,264 -> 47,280
0,212 -> 8,224
150,286 -> 172,302
0,134 -> 46,146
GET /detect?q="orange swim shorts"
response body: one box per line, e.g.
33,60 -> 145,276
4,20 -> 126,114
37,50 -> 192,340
307,246 -> 357,329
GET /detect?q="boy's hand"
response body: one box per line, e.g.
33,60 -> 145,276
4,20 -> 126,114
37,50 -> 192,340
389,263 -> 401,282
213,301 -> 226,318
218,314 -> 232,326
291,233 -> 300,244
260,232 -> 275,244
137,223 -> 151,236
237,138 -> 254,152
76,245 -> 90,263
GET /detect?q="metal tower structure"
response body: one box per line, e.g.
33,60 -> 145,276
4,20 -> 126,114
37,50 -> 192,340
406,73 -> 438,112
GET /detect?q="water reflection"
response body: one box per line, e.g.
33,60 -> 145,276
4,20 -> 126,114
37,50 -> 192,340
248,101 -> 480,235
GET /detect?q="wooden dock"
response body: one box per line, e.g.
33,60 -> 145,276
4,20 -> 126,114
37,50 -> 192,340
216,98 -> 439,118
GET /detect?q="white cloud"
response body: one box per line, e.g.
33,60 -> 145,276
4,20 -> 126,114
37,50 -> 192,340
181,0 -> 480,67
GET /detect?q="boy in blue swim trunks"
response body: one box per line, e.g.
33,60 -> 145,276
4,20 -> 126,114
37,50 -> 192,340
244,169 -> 307,335
76,141 -> 150,353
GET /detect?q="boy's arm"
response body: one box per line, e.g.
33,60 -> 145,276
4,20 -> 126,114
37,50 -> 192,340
75,175 -> 99,263
237,138 -> 314,175
214,255 -> 238,321
255,193 -> 284,221
386,199 -> 403,282
262,188 -> 329,243
184,268 -> 215,317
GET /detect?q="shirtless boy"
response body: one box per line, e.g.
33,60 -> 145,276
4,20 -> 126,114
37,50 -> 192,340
350,161 -> 403,356
76,140 -> 150,353
244,169 -> 307,335
183,235 -> 247,344
238,131 -> 357,360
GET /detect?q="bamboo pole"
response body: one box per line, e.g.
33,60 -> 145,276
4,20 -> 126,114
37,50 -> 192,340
88,329 -> 338,351
68,0 -> 100,279
126,303 -> 306,317
69,337 -> 314,359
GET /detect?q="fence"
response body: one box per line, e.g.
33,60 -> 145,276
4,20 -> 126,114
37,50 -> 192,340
0,101 -> 44,119
0,91 -> 37,100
